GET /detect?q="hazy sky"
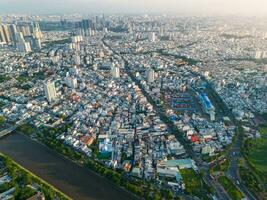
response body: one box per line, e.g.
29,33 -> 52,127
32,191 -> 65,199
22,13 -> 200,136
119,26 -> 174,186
1,0 -> 267,15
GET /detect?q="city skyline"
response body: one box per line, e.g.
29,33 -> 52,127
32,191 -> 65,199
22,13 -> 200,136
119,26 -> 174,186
1,0 -> 267,16
0,3 -> 267,199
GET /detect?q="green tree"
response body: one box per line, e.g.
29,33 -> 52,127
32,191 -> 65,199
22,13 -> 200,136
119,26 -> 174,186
14,187 -> 36,199
153,192 -> 161,200
0,116 -> 6,126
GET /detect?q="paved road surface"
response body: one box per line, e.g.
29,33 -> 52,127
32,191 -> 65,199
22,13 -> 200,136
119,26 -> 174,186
227,128 -> 257,200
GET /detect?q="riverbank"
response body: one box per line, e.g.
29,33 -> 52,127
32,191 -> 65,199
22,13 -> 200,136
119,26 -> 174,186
0,152 -> 71,200
0,133 -> 138,200
16,121 -> 177,200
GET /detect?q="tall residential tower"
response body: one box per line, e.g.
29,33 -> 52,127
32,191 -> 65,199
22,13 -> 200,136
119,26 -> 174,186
44,81 -> 57,103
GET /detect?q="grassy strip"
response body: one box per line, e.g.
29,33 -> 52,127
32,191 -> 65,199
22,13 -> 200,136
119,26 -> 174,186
218,176 -> 243,200
0,153 -> 71,200
243,124 -> 267,183
239,166 -> 263,195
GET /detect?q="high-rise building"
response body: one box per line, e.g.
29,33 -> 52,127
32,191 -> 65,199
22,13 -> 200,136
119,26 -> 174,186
0,25 -> 11,44
33,23 -> 43,39
147,68 -> 155,83
21,25 -> 31,36
65,76 -> 78,89
9,24 -> 18,45
71,35 -> 83,43
24,41 -> 32,52
0,25 -> 6,44
44,81 -> 57,103
78,19 -> 93,36
74,54 -> 81,66
33,38 -> 42,50
262,51 -> 267,59
111,66 -> 120,78
149,32 -> 157,42
255,51 -> 262,59
82,19 -> 91,30
0,22 -> 42,49
16,32 -> 32,53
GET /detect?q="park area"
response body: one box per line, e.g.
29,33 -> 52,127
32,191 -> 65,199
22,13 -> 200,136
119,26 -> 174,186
244,124 -> 267,183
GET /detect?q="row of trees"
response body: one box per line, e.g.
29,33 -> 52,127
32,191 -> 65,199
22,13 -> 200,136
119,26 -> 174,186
218,176 -> 243,200
86,157 -> 177,199
239,166 -> 262,194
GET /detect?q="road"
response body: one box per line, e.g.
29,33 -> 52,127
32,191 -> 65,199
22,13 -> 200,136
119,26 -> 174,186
227,126 -> 257,200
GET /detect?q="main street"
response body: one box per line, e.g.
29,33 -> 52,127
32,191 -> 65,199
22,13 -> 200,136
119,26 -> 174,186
227,126 -> 257,200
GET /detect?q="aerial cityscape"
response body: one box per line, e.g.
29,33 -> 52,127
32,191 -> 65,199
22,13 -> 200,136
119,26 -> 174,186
0,0 -> 267,200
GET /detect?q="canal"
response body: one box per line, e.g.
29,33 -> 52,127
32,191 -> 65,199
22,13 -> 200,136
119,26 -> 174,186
0,133 -> 137,200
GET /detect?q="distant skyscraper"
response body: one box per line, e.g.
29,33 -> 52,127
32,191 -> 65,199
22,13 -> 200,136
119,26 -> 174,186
149,32 -> 157,42
71,35 -> 83,43
111,66 -> 120,78
0,25 -> 11,44
0,22 -> 42,50
74,54 -> 81,66
82,19 -> 91,30
255,51 -> 262,59
9,24 -> 18,45
21,25 -> 31,36
262,51 -> 267,59
78,19 -> 94,36
33,23 -> 43,39
44,81 -> 57,103
33,38 -> 42,50
16,32 -> 31,53
147,68 -> 155,83
0,25 -> 6,44
24,41 -> 32,52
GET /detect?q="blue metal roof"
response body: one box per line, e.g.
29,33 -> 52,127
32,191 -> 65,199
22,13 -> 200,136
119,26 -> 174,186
199,93 -> 213,110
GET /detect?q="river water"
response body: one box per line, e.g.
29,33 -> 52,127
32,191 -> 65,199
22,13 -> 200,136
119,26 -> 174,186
0,133 -> 137,200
